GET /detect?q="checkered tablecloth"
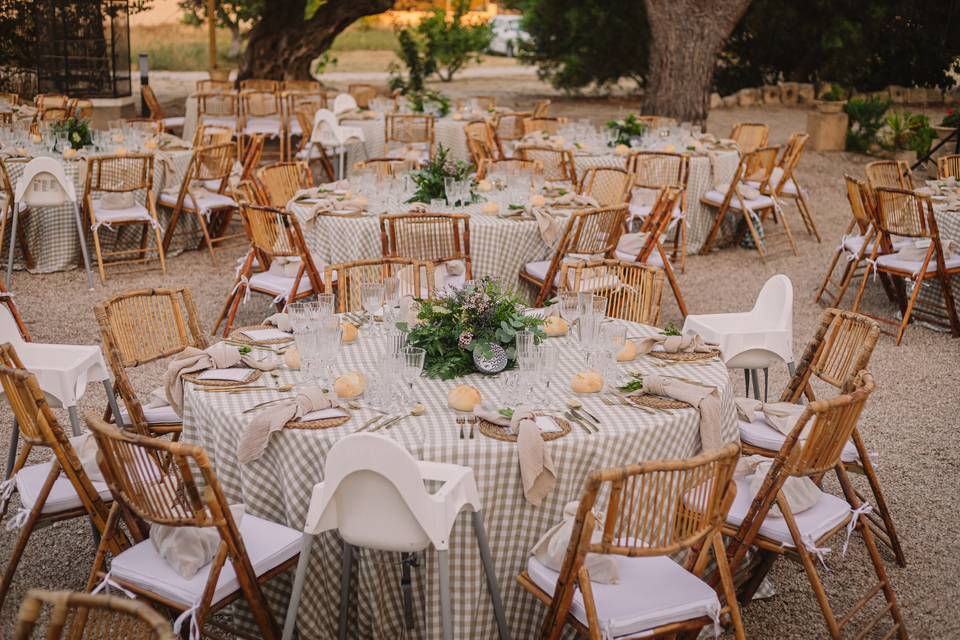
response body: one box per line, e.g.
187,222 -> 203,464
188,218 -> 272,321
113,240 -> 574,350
2,146 -> 194,275
912,204 -> 960,316
180,320 -> 739,640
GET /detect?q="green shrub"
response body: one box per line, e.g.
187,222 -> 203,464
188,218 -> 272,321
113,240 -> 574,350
882,110 -> 937,156
844,96 -> 891,152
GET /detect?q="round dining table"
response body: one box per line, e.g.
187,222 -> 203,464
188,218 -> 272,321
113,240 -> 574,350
181,318 -> 738,639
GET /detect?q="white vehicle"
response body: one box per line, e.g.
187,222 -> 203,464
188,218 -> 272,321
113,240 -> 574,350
488,14 -> 527,57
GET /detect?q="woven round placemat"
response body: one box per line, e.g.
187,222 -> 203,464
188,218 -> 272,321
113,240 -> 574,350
478,415 -> 572,442
228,325 -> 294,346
285,409 -> 352,430
627,394 -> 690,410
182,369 -> 262,387
648,348 -> 720,362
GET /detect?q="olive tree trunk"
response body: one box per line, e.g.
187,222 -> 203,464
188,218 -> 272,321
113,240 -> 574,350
642,0 -> 752,124
240,0 -> 395,81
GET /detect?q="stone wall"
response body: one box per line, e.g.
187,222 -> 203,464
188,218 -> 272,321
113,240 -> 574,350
711,83 -> 959,109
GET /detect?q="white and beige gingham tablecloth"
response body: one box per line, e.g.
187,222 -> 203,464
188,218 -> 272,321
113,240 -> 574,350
2,144 -> 194,274
180,320 -> 739,640
911,200 -> 960,316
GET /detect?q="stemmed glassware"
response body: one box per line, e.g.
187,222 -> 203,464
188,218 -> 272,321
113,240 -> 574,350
577,293 -> 607,349
399,346 -> 425,406
314,315 -> 342,389
382,276 -> 400,329
558,291 -> 580,324
287,302 -> 320,387
360,282 -> 384,330
535,342 -> 559,404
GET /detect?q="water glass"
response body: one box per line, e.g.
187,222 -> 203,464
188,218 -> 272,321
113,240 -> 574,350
360,282 -> 384,325
314,315 -> 342,388
315,293 -> 335,317
399,346 -> 425,405
558,291 -> 580,324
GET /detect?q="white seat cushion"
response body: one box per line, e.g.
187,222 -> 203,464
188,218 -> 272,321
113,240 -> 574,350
118,402 -> 181,426
91,202 -> 153,225
288,120 -> 303,136
15,461 -> 111,514
523,260 -> 561,286
738,414 -> 859,463
725,477 -> 850,547
614,248 -> 664,268
200,116 -> 236,129
111,513 -> 301,607
248,271 -> 317,298
296,146 -> 326,160
842,234 -> 910,255
159,190 -> 236,211
161,116 -> 185,129
527,553 -> 720,638
628,202 -> 682,221
702,189 -> 774,211
875,252 -> 960,274
244,117 -> 282,137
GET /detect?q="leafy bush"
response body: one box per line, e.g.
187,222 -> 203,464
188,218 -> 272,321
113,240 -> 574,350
820,84 -> 846,101
388,28 -> 436,94
417,2 -> 492,82
844,96 -> 891,152
406,89 -> 451,117
942,104 -> 960,128
882,110 -> 937,155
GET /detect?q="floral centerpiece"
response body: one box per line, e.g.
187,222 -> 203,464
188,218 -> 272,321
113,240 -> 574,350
942,104 -> 959,129
606,113 -> 647,147
53,117 -> 92,150
407,145 -> 478,204
407,90 -> 452,117
400,277 -> 545,379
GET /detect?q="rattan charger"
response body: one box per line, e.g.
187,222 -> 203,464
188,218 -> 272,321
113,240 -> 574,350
478,414 -> 572,442
626,393 -> 690,410
228,324 -> 295,346
284,407 -> 352,430
647,348 -> 720,362
182,368 -> 262,387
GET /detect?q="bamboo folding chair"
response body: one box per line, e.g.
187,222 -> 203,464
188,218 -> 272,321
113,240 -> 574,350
0,159 -> 33,272
68,99 -> 93,119
325,257 -> 430,312
522,117 -> 566,136
282,91 -> 324,162
0,112 -> 11,125
766,308 -> 905,565
34,94 -> 68,109
938,154 -> 960,179
141,85 -> 185,134
214,204 -> 326,336
699,146 -> 798,260
476,158 -> 541,180
626,150 -> 689,271
353,157 -> 420,178
616,187 -> 688,316
456,96 -> 497,110
765,132 -> 820,241
865,160 -> 914,191
196,79 -> 233,93
83,415 -> 301,640
729,122 -> 769,153
292,106 -> 336,181
282,80 -> 322,93
379,211 -> 473,282
0,280 -> 29,340
347,83 -> 378,108
240,90 -> 284,158
160,142 -> 239,262
852,187 -> 960,344
558,259 -> 665,325
240,78 -> 280,92
82,155 -> 166,283
516,146 -> 577,186
233,179 -> 266,206
37,107 -> 68,124
0,344 -> 120,611
0,92 -> 19,105
578,167 -> 632,206
385,114 -> 436,160
14,589 -> 175,640
464,120 -> 500,163
255,161 -> 313,208
815,176 -> 884,308
532,99 -> 551,117
95,287 -> 207,438
494,111 -> 530,147
725,372 -> 908,639
196,92 -> 239,139
517,443 -> 744,640
520,205 -> 627,306
193,123 -> 234,147
125,118 -> 164,135
239,133 -> 266,183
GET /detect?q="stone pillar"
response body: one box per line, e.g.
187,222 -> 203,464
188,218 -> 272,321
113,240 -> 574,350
807,111 -> 848,151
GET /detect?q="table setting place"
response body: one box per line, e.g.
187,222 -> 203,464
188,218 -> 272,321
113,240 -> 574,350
0,118 -> 171,161
920,177 -> 960,212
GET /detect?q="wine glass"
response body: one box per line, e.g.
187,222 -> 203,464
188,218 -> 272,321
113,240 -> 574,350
314,315 -> 342,389
536,342 -> 559,403
360,282 -> 384,329
382,276 -> 400,328
399,346 -> 425,406
558,291 -> 580,325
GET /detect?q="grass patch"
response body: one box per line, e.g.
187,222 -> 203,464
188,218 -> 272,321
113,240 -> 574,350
330,25 -> 398,52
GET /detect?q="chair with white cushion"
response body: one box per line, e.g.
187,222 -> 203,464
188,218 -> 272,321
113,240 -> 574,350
325,257 -> 430,311
240,90 -> 284,158
95,287 -> 207,439
82,154 -> 166,283
6,157 -> 93,289
765,132 -> 820,241
0,344 -> 119,611
683,274 -> 794,400
141,85 -> 184,135
14,588 -> 176,639
558,259 -> 665,325
385,113 -> 436,164
84,415 -> 301,640
729,121 -> 769,154
160,142 -> 239,263
724,372 -> 908,640
699,146 -> 798,260
518,443 -> 744,640
379,211 -> 472,292
865,159 -> 913,191
281,433 -> 509,640
197,92 -> 239,134
626,150 -> 689,271
308,108 -> 365,179
578,167 -> 631,206
214,204 -> 327,336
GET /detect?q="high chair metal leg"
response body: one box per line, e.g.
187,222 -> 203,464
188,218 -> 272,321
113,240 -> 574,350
473,511 -> 511,639
281,533 -> 315,640
71,201 -> 94,290
750,369 -> 761,401
438,549 -> 453,640
5,204 -> 18,289
338,541 -> 354,640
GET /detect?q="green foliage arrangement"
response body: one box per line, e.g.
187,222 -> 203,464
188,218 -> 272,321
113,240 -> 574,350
605,114 -> 647,146
844,96 -> 892,153
884,110 -> 937,155
820,84 -> 846,101
406,89 -> 451,117
417,2 -> 492,82
401,277 -> 545,379
942,105 -> 960,129
406,145 -> 475,203
54,118 -> 92,151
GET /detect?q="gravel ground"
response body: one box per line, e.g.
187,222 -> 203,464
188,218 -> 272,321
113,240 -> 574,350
1,96 -> 958,638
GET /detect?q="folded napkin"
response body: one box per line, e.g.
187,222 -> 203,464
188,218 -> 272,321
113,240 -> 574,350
635,333 -> 716,355
289,194 -> 367,220
531,500 -> 620,584
714,182 -> 762,201
238,388 -> 341,463
528,206 -> 561,245
626,375 -> 722,452
616,231 -> 650,260
164,343 -> 277,415
548,193 -> 599,208
152,504 -> 246,578
735,455 -> 821,517
265,312 -> 292,332
398,295 -> 420,325
735,397 -> 805,436
100,192 -> 136,210
630,186 -> 662,210
474,403 -> 557,506
267,256 -> 303,278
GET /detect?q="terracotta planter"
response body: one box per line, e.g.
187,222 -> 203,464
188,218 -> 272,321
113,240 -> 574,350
814,100 -> 846,114
934,125 -> 957,141
209,68 -> 231,82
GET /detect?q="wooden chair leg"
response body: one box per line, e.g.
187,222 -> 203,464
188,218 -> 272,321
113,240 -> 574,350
814,247 -> 846,304
894,274 -> 925,345
658,246 -> 688,317
698,205 -> 728,255
90,227 -> 107,284
152,222 -> 167,274
712,535 -> 745,640
194,213 -> 219,265
12,216 -> 33,270
796,189 -> 821,242
162,205 -> 183,255
857,505 -> 910,640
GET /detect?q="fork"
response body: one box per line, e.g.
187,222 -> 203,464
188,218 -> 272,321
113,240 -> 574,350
602,394 -> 658,415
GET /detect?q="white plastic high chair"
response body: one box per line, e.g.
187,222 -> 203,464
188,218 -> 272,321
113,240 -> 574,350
309,109 -> 366,179
332,93 -> 359,116
7,157 -> 93,289
281,433 -> 510,640
682,274 -> 794,400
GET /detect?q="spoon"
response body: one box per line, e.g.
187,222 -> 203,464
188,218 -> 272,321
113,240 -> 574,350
565,398 -> 601,425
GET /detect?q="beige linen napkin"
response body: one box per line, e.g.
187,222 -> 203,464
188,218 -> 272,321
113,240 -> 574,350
238,388 -> 341,463
531,500 -> 620,584
635,333 -> 716,355
735,397 -> 805,436
889,239 -> 957,263
164,343 -> 277,415
151,504 -> 246,578
265,312 -> 292,332
627,374 -> 722,452
474,403 -> 557,506
735,455 -> 821,517
528,206 -> 561,245
100,192 -> 136,210
616,231 -> 650,260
